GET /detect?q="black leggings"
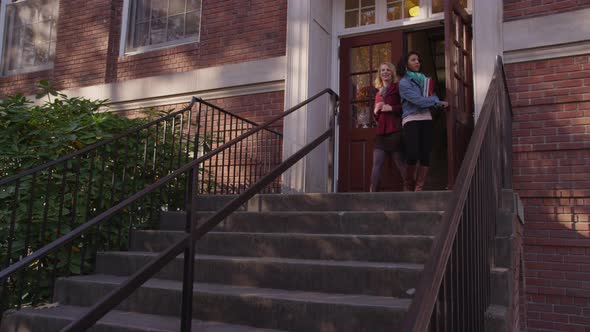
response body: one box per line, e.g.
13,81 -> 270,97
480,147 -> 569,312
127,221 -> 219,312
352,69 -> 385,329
403,120 -> 433,166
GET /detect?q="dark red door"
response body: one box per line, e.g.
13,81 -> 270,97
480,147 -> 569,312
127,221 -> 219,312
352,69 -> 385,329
338,31 -> 403,192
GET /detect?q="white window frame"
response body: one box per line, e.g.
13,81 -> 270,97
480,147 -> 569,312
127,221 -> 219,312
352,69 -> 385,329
120,0 -> 203,56
335,0 -> 472,37
0,0 -> 59,76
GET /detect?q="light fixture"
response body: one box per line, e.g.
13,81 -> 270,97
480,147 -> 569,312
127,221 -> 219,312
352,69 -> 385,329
409,6 -> 420,17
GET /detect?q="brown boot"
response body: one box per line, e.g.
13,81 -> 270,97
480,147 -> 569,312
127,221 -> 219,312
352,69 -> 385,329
414,166 -> 429,192
404,165 -> 417,191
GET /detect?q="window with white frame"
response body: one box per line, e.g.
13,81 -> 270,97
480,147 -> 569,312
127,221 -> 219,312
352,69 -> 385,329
342,0 -> 471,30
0,0 -> 59,76
124,0 -> 202,54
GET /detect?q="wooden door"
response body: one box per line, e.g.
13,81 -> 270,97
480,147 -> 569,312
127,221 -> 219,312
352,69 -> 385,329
444,0 -> 474,189
338,31 -> 403,192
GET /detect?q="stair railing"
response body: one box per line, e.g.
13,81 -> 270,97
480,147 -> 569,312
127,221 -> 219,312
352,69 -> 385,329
0,88 -> 338,332
401,56 -> 513,331
0,96 -> 282,315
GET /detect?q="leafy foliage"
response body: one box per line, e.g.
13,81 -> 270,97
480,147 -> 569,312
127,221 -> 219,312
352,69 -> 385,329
0,82 -> 199,311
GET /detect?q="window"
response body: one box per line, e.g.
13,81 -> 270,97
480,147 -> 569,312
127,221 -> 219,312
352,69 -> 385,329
0,0 -> 59,76
124,0 -> 202,54
341,0 -> 472,31
345,0 -> 376,28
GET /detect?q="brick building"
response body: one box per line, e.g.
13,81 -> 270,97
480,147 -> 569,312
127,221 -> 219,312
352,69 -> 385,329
0,0 -> 588,331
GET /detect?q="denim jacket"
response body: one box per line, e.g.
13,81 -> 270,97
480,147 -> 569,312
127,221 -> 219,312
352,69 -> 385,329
399,76 -> 443,119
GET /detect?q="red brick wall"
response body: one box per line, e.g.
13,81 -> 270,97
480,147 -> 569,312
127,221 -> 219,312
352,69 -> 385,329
507,55 -> 590,332
504,0 -> 590,22
0,0 -> 287,97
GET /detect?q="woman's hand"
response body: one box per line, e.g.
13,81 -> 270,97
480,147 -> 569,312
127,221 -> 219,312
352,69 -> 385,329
374,102 -> 384,115
381,104 -> 393,112
440,101 -> 449,108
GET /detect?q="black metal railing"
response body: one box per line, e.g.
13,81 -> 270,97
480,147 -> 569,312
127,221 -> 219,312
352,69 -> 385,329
0,88 -> 338,332
0,97 -> 282,315
401,56 -> 513,331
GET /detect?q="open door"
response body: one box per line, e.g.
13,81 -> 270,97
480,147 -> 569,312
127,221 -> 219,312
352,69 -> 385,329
338,31 -> 403,192
444,0 -> 474,189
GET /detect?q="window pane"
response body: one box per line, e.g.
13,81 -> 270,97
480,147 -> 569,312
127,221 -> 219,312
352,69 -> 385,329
360,8 -> 375,26
345,10 -> 358,28
21,42 -> 36,67
387,1 -> 402,21
185,10 -> 200,36
35,42 -> 49,65
372,43 -> 391,70
169,0 -> 186,16
167,14 -> 184,41
351,46 -> 370,73
432,0 -> 443,13
133,22 -> 150,48
136,0 -> 151,21
151,0 -> 167,18
187,0 -> 200,10
361,0 -> 374,7
345,0 -> 358,10
352,102 -> 375,128
150,18 -> 166,44
405,0 -> 419,18
351,74 -> 371,101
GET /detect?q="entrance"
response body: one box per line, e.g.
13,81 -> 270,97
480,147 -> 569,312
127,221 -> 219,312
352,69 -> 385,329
338,28 -> 450,192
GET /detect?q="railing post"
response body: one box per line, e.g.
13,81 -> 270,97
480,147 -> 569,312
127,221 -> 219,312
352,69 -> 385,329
180,165 -> 198,332
327,94 -> 338,193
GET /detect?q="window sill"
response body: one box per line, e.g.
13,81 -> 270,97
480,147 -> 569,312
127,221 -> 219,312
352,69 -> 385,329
120,40 -> 200,60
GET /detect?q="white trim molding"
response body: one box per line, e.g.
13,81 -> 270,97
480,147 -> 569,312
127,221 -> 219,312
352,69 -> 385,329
32,56 -> 287,109
503,8 -> 590,63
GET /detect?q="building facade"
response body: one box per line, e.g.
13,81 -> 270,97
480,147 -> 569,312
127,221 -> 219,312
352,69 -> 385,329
0,0 -> 588,331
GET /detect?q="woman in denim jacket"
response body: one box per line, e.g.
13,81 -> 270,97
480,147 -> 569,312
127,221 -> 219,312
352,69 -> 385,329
398,51 -> 448,191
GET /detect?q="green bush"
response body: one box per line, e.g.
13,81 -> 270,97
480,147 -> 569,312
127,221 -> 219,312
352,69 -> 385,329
0,81 -> 195,311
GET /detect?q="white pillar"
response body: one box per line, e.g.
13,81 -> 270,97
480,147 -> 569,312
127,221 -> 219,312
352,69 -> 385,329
282,0 -> 334,193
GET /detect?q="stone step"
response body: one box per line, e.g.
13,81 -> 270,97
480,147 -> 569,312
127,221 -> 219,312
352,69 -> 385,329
0,305 -> 280,332
160,211 -> 443,236
246,191 -> 450,212
131,230 -> 434,264
96,251 -> 422,298
54,275 -> 410,332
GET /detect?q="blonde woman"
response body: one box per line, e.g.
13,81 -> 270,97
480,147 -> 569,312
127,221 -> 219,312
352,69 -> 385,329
370,62 -> 407,192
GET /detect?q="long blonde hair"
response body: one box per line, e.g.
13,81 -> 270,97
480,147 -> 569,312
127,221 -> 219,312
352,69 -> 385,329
374,62 -> 398,89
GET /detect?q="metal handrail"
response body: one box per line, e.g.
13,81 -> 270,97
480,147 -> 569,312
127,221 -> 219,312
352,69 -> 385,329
0,94 -> 284,312
0,88 -> 338,331
401,56 -> 513,331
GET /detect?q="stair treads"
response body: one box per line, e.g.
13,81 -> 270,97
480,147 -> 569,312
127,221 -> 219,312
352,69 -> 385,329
160,210 -> 444,235
1,305 -> 282,332
57,274 -> 411,309
96,251 -> 423,297
131,230 -> 434,263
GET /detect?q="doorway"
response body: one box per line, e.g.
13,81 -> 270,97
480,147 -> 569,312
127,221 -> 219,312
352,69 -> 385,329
338,27 -> 450,192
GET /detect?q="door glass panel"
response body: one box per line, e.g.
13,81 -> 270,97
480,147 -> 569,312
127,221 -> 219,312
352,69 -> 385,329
352,101 -> 375,128
372,43 -> 392,68
350,74 -> 372,102
351,46 -> 370,72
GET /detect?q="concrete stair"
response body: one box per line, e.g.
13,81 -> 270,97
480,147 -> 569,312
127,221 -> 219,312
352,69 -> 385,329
1,191 -> 449,332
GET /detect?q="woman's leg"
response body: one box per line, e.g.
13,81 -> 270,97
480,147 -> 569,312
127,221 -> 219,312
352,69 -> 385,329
403,122 -> 420,191
415,120 -> 434,191
370,149 -> 387,192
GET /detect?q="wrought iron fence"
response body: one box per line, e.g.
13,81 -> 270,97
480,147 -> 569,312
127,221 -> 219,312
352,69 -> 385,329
0,97 -> 282,314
